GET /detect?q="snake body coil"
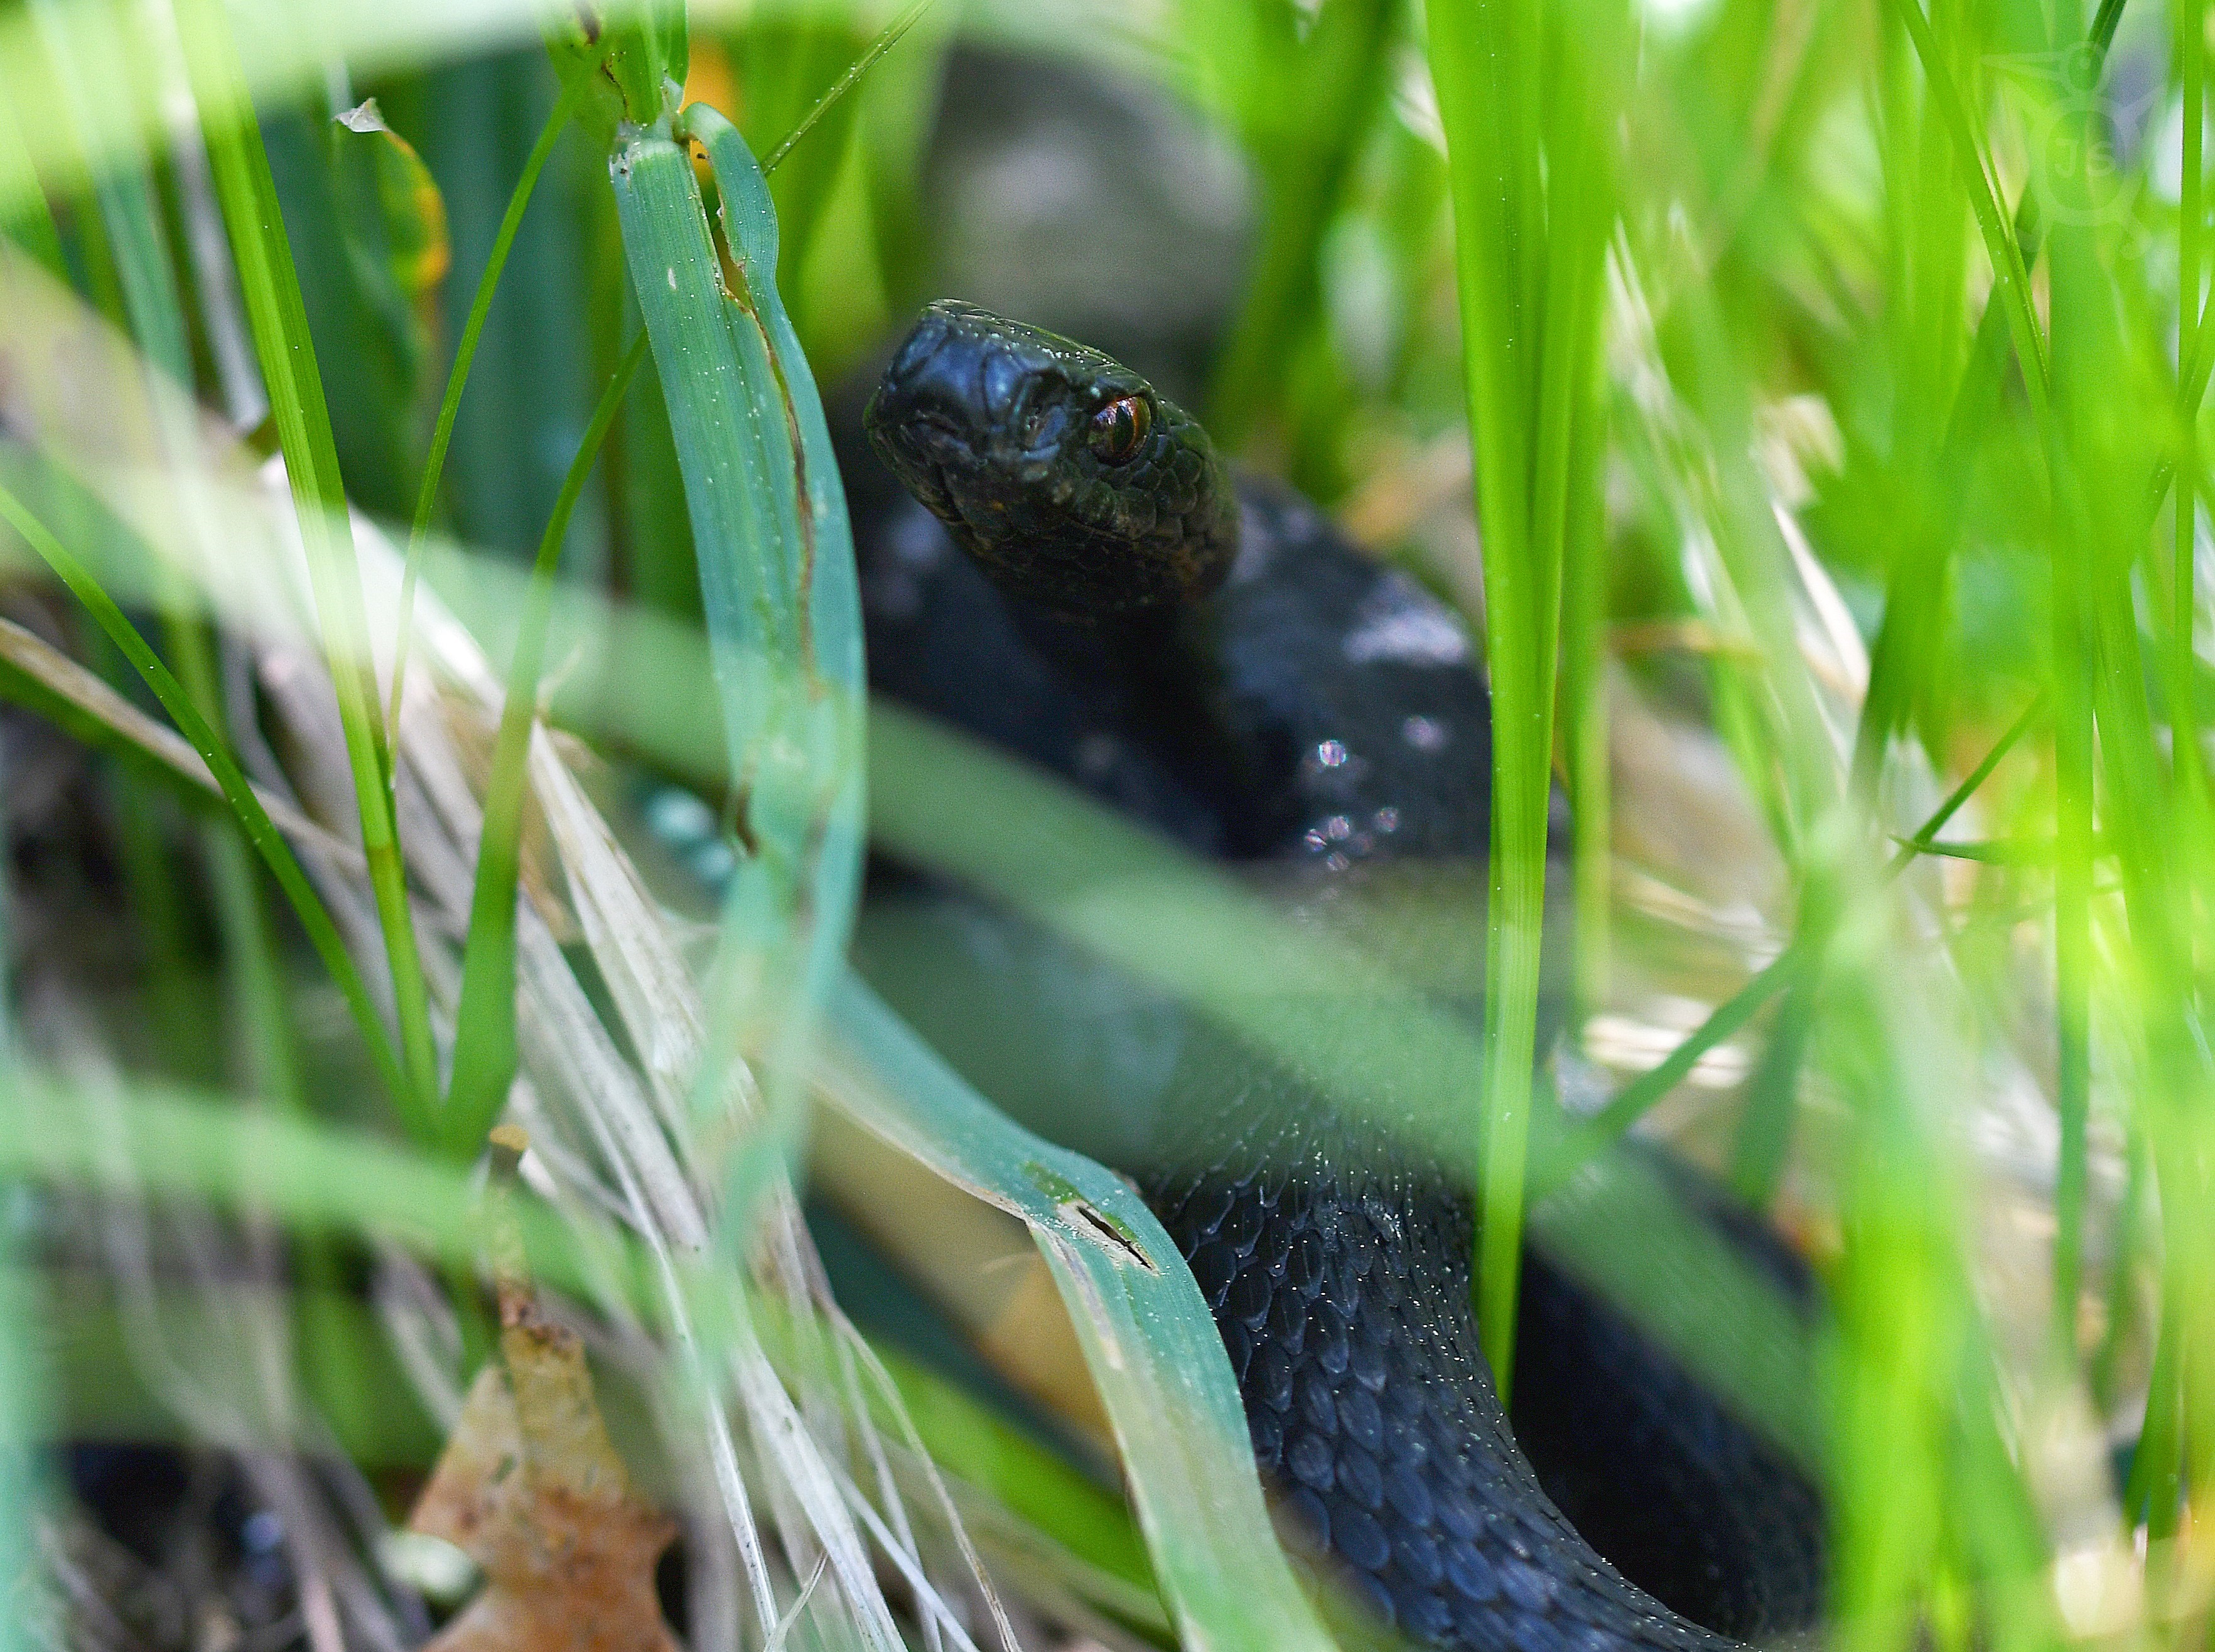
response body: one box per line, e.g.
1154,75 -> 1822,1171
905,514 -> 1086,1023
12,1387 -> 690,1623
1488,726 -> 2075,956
854,301 -> 1824,1651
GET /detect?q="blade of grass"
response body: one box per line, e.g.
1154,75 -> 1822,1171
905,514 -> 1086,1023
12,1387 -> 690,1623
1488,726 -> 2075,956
2123,1298 -> 2184,1530
0,1261 -> 45,1652
820,971 -> 1339,1652
1860,0 -> 2126,800
2051,648 -> 2094,1342
172,0 -> 441,1130
2074,424 -> 2215,1535
729,9 -> 921,360
684,100 -> 867,985
2174,0 -> 2209,913
0,480 -> 419,1128
0,92 -> 63,281
606,92 -> 888,1651
2045,109 -> 2108,1349
0,1065 -> 605,1300
26,0 -> 221,1080
758,0 -> 936,178
1436,0 -> 1543,1400
1428,0 -> 1625,1395
1848,5 -> 1970,798
1725,934 -> 1823,1206
1201,0 -> 1397,469
1931,0 -> 2125,481
1889,0 -> 2104,1356
615,107 -> 866,1206
1539,23 -> 1619,1031
443,331 -> 645,1157
1882,0 -> 2051,429
387,75 -> 581,741
1563,427 -> 1610,1021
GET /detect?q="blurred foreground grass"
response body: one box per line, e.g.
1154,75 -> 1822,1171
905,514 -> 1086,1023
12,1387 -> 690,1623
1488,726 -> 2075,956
0,0 -> 2211,1648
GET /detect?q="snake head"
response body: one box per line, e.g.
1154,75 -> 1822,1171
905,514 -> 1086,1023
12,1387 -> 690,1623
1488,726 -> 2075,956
865,299 -> 1240,618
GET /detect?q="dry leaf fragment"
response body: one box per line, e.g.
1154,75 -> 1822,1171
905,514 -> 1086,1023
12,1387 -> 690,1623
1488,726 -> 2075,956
409,1135 -> 677,1652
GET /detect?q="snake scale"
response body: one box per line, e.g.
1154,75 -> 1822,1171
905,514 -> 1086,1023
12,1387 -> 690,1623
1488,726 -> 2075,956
845,300 -> 1826,1651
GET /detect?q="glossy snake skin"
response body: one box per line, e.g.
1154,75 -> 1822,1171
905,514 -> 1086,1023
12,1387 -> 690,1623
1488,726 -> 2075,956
851,300 -> 1824,1649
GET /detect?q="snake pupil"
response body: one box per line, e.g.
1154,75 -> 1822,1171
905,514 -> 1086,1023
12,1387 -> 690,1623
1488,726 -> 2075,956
1089,394 -> 1151,464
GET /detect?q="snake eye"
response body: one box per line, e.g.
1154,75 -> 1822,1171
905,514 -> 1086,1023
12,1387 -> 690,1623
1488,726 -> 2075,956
1089,395 -> 1151,465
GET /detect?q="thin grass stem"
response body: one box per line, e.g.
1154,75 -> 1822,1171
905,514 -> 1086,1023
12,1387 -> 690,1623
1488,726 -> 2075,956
443,331 -> 646,1157
2174,0 -> 2208,898
1882,0 -> 2051,429
760,0 -> 936,178
388,77 -> 582,741
173,0 -> 441,1129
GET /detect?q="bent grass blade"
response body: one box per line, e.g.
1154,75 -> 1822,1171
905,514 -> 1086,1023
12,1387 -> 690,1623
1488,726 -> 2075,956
819,973 -> 1339,1652
610,110 -> 867,1230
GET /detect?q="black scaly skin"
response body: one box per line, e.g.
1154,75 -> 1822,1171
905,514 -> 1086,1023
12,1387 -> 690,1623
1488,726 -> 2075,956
870,301 -> 1241,616
856,302 -> 1823,1650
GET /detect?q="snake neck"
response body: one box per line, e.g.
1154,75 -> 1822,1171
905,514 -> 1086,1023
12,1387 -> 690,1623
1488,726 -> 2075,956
1148,1159 -> 1737,1652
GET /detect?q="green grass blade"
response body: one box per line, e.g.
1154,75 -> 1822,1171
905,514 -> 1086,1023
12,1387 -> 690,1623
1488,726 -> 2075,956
1931,0 -> 2123,476
1427,0 -> 1624,1396
2125,1297 -> 2184,1530
30,0 -> 316,1115
1200,0 -> 1396,472
0,1064 -> 602,1297
1853,0 -> 2125,802
0,80 -> 64,282
1433,0 -> 1544,1400
2175,0 -> 2209,844
1727,968 -> 1818,1204
2045,169 -> 2110,1350
758,0 -> 936,178
0,480 -> 418,1124
443,332 -> 645,1156
2049,659 -> 2093,1341
612,107 -> 866,1203
1563,389 -> 1611,1019
685,101 -> 868,976
1882,0 -> 2050,428
172,0 -> 441,1130
820,971 -> 1338,1652
0,1257 -> 46,1652
389,75 -> 581,739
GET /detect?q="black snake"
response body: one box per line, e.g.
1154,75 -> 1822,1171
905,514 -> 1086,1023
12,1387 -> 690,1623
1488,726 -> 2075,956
846,299 -> 1826,1651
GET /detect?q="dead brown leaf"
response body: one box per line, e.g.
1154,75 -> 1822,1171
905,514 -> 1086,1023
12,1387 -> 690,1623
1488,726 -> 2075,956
409,1134 -> 678,1652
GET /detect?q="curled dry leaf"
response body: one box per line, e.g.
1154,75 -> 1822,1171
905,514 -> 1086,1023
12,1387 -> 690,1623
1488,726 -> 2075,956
409,1132 -> 678,1652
